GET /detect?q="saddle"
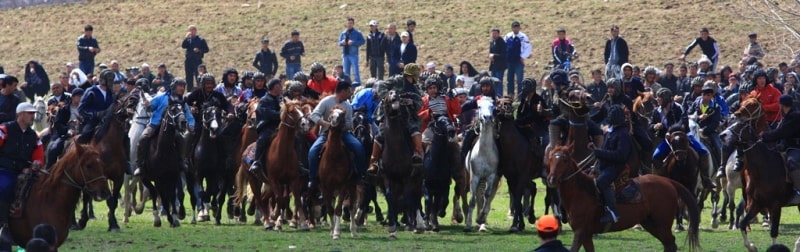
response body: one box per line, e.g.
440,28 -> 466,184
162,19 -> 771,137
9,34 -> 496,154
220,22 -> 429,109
10,170 -> 36,219
596,166 -> 642,204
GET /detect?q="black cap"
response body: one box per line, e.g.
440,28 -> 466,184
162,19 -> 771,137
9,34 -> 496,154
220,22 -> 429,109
84,25 -> 93,31
748,33 -> 757,38
511,21 -> 520,27
700,27 -> 709,33
780,94 -> 794,107
291,30 -> 300,36
157,63 -> 166,68
261,37 -> 270,43
556,28 -> 566,33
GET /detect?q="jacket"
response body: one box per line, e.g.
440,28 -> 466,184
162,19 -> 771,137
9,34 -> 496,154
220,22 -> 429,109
383,34 -> 402,65
622,77 -> 644,100
185,89 -> 233,114
76,34 -> 99,61
604,36 -> 629,65
551,38 -> 575,64
238,88 -> 267,103
52,104 -> 75,137
0,121 -> 44,173
366,31 -> 386,59
310,95 -> 354,133
307,76 -> 338,96
533,239 -> 570,252
181,35 -> 210,62
516,93 -> 548,128
762,109 -> 800,148
77,85 -> 113,121
338,28 -> 365,56
419,95 -> 461,132
47,93 -> 71,107
0,94 -> 20,124
397,43 -> 418,64
687,96 -> 722,136
489,37 -> 507,71
255,93 -> 281,133
252,49 -> 279,76
750,84 -> 783,122
504,31 -> 532,63
658,74 -> 679,94
650,103 -> 688,139
595,124 -> 632,172
148,91 -> 195,129
280,40 -> 305,65
351,88 -> 378,123
683,37 -> 719,61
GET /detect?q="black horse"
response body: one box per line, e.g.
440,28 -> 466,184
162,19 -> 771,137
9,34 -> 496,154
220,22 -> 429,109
141,102 -> 188,227
188,104 -> 227,225
352,108 -> 384,225
496,99 -> 538,233
423,115 -> 458,232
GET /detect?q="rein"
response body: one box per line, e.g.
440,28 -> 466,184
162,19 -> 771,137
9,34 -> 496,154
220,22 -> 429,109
61,164 -> 107,193
557,153 -> 590,181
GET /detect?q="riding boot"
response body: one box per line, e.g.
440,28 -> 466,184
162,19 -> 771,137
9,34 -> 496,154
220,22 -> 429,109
134,131 -> 152,176
0,202 -> 11,244
412,134 -> 423,164
789,170 -> 800,205
249,134 -> 268,173
715,165 -> 726,178
367,142 -> 382,174
599,187 -> 620,223
699,154 -> 715,189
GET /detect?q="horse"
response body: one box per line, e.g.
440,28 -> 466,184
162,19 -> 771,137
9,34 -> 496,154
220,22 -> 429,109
75,95 -> 132,232
726,97 -> 793,252
380,90 -> 424,239
495,98 -> 538,233
233,98 -> 263,226
264,99 -> 308,231
123,91 -> 154,223
547,145 -> 701,252
423,115 -> 461,232
464,96 -> 499,232
140,102 -> 188,228
32,96 -> 48,133
688,114 -> 724,228
220,101 -> 248,222
189,103 -> 226,225
319,106 -> 361,239
352,108 -> 384,225
662,131 -> 699,232
10,142 -> 110,248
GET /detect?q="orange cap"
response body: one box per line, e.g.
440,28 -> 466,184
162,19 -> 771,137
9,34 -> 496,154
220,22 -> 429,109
537,215 -> 559,232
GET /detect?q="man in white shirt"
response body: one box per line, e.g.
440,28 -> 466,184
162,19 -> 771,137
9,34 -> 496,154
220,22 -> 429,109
504,21 -> 532,98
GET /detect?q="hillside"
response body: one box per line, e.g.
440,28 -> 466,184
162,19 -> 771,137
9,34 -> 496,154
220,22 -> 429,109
1,0 -> 797,87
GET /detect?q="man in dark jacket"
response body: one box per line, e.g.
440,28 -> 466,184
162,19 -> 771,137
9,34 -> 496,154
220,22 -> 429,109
365,20 -> 386,80
0,75 -> 21,125
46,82 -> 71,107
458,78 -> 498,159
248,79 -> 283,173
604,25 -> 628,80
185,74 -> 233,134
181,25 -> 210,90
761,95 -> 800,204
659,62 -> 679,94
252,38 -> 279,78
46,88 -> 83,169
280,30 -> 305,79
516,78 -> 548,156
383,23 -> 402,76
489,28 -> 507,95
680,28 -> 720,71
687,83 -> 721,188
594,105 -> 631,223
76,70 -> 115,144
76,25 -> 100,75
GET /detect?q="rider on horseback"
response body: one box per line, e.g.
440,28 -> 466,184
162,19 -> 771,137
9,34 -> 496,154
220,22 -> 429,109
620,63 -> 644,100
308,81 -> 366,189
420,78 -> 461,147
651,88 -> 714,189
351,80 -> 382,135
688,82 -> 724,186
368,64 -> 424,173
238,72 -> 268,102
46,88 -> 84,169
594,104 -> 631,223
134,79 -> 195,176
516,78 -> 549,156
545,70 -> 604,164
215,68 -> 243,100
458,77 -> 498,160
248,78 -> 283,173
760,95 -> 800,204
76,69 -> 115,144
0,103 -> 44,245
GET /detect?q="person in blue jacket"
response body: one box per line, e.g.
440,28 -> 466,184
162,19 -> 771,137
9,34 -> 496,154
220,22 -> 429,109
339,17 -> 366,86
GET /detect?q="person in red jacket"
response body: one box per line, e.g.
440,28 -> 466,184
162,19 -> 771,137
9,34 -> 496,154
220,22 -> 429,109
306,62 -> 338,97
749,69 -> 782,127
419,78 -> 461,145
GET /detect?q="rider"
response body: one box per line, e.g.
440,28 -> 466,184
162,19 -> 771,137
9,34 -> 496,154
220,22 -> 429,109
516,78 -> 549,156
760,95 -> 800,204
238,72 -> 268,102
76,69 -> 116,144
688,82 -> 724,186
307,62 -> 338,98
215,68 -> 243,101
681,77 -> 705,109
185,73 -> 234,133
367,64 -> 425,173
247,78 -> 284,173
594,104 -> 631,224
0,103 -> 45,244
46,88 -> 84,169
419,78 -> 461,146
620,63 -> 644,100
551,28 -> 576,69
457,77 -> 499,160
308,81 -> 366,189
134,79 -> 195,176
642,66 -> 663,94
650,88 -> 714,189
544,70 -> 604,164
351,80 -> 383,137
749,69 -> 783,128
0,75 -> 21,125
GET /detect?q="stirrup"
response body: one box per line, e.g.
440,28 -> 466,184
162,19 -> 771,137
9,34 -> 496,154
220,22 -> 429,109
133,168 -> 142,176
248,161 -> 262,173
600,207 -> 620,223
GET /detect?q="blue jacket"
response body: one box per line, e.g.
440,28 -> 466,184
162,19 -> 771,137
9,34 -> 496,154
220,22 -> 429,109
714,94 -> 729,117
338,28 -> 365,56
149,91 -> 195,129
351,88 -> 378,123
76,34 -> 99,61
78,85 -> 113,121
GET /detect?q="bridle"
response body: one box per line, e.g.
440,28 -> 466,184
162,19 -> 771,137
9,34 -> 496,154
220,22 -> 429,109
281,106 -> 303,129
553,152 -> 588,182
61,159 -> 108,195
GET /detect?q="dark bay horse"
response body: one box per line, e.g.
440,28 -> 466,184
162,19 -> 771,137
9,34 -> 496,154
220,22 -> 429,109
265,100 -> 308,231
381,90 -> 424,238
141,102 -> 188,228
190,104 -> 226,225
496,99 -> 538,233
319,106 -> 360,239
727,97 -> 793,252
423,115 -> 461,232
547,145 -> 700,252
11,142 -> 110,248
662,131 -> 699,232
352,108 -> 384,225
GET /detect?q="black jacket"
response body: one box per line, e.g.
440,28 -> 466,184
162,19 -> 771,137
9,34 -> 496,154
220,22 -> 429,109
366,31 -> 386,59
516,94 -> 547,128
604,36 -> 629,65
384,34 -> 402,64
181,35 -> 210,62
280,40 -> 305,65
591,93 -> 633,124
658,74 -> 679,94
0,93 -> 21,124
489,37 -> 507,72
594,124 -> 632,172
533,240 -> 570,252
52,104 -> 74,137
763,109 -> 800,148
687,97 -> 722,136
397,43 -> 417,64
650,103 -> 688,139
255,93 -> 281,133
47,93 -> 71,106
252,49 -> 279,76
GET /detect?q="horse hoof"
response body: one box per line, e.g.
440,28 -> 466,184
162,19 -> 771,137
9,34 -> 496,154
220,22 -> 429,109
479,224 -> 488,232
70,223 -> 82,231
332,234 -> 340,240
673,226 -> 685,233
711,219 -> 719,229
404,225 -> 413,232
508,227 -> 520,233
191,219 -> 197,225
762,222 -> 770,227
414,228 -> 425,234
454,214 -> 464,224
154,221 -> 162,228
109,228 -> 121,233
351,232 -> 358,238
178,207 -> 187,220
289,222 -> 297,228
388,233 -> 397,240
632,224 -> 643,231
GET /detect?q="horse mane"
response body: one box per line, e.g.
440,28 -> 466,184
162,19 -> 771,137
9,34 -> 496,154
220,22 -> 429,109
43,143 -> 97,187
91,104 -> 117,141
549,144 -> 598,194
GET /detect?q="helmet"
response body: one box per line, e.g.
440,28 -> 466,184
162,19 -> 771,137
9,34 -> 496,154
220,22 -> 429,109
744,65 -> 759,75
691,77 -> 705,87
288,80 -> 305,93
310,62 -> 325,74
199,73 -> 216,85
521,78 -> 537,93
606,78 -> 621,90
135,78 -> 150,89
241,71 -> 254,81
549,69 -> 568,87
98,69 -> 116,85
293,71 -> 309,83
657,88 -> 673,99
753,69 -> 768,83
253,72 -> 266,81
424,78 -> 440,89
403,63 -> 420,77
170,78 -> 187,92
643,66 -> 658,76
479,77 -> 494,88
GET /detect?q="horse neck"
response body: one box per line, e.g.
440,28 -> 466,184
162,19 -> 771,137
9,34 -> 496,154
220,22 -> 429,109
477,120 -> 495,145
559,169 -> 600,209
155,124 -> 177,153
567,123 -> 591,161
743,142 -> 783,182
29,174 -> 82,218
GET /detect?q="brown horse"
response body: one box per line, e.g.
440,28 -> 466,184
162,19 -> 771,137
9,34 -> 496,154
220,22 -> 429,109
11,142 -> 110,248
727,97 -> 792,252
662,131 -> 699,232
265,99 -> 308,231
547,145 -> 700,252
234,98 -> 262,225
319,106 -> 361,239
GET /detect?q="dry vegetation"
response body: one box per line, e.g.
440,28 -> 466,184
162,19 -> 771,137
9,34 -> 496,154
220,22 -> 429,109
1,0 -> 798,83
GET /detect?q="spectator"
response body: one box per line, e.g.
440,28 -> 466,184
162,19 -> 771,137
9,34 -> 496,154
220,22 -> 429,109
604,25 -> 628,80
32,223 -> 57,251
533,215 -> 570,252
779,62 -> 790,84
252,37 -> 279,79
332,64 -> 350,83
406,19 -> 416,44
339,17 -> 365,86
504,21 -> 532,98
659,62 -> 679,93
152,63 -> 174,94
743,32 -> 765,60
586,69 -> 606,103
383,23 -> 402,76
46,81 -> 70,107
396,32 -> 417,70
215,68 -> 242,99
138,63 -> 156,84
24,238 -> 50,252
76,25 -> 100,75
365,20 -> 386,80
280,30 -> 305,79
680,27 -> 720,71
0,75 -> 21,124
21,61 -> 49,102
181,25 -> 210,90
439,64 -> 457,91
766,243 -> 790,252
489,28 -> 506,95
677,64 -> 692,93
109,60 -> 126,82
458,61 -> 479,92
65,62 -> 87,89
195,64 -> 208,86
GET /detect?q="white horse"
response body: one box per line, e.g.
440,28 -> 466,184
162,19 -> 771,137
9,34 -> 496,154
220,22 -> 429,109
464,96 -> 499,232
32,96 -> 48,133
123,91 -> 156,223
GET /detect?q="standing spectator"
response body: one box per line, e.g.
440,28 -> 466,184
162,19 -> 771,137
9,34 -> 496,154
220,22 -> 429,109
743,33 -> 765,60
659,62 -> 679,93
65,62 -> 87,88
489,28 -> 507,96
138,63 -> 156,83
406,19 -> 416,44
383,23 -> 402,76
76,25 -> 100,75
338,17 -> 366,86
680,28 -> 720,71
396,32 -> 417,70
280,30 -> 305,79
365,20 -> 386,80
110,60 -> 126,82
152,63 -> 174,94
604,25 -> 629,80
0,75 -> 21,124
252,37 -> 279,78
779,62 -> 790,84
181,25 -> 210,91
533,215 -> 570,252
504,21 -> 532,98
21,60 -> 49,102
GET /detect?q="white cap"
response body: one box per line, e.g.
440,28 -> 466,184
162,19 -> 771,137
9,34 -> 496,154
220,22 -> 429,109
141,63 -> 150,69
16,102 -> 37,114
400,31 -> 409,37
426,62 -> 435,69
369,20 -> 378,26
65,62 -> 75,68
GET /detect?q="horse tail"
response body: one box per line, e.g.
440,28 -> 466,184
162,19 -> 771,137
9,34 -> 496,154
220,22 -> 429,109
234,166 -> 247,206
671,179 -> 701,252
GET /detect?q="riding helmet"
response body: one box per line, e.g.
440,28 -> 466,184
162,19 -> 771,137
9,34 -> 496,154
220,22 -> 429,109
98,69 -> 116,86
521,78 -> 537,94
753,69 -> 769,83
241,71 -> 254,82
606,78 -> 621,91
293,71 -> 309,84
424,78 -> 440,90
606,105 -> 626,126
288,80 -> 305,93
310,62 -> 325,74
656,88 -> 673,99
643,66 -> 658,76
549,69 -> 569,87
691,77 -> 705,87
199,73 -> 216,85
403,63 -> 420,78
253,72 -> 266,82
171,78 -> 187,92
135,78 -> 150,89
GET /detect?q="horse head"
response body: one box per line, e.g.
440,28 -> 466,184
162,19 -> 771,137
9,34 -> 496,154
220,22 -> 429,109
328,106 -> 346,131
546,144 -> 577,188
382,90 -> 401,117
477,96 -> 495,125
164,103 -> 188,133
280,99 -> 303,130
666,131 -> 691,161
202,105 -> 223,138
299,103 -> 314,134
561,89 -> 591,117
633,92 -> 656,120
33,96 -> 46,123
729,97 -> 765,147
58,141 -> 110,201
495,97 -> 514,120
431,114 -> 455,141
246,98 -> 259,128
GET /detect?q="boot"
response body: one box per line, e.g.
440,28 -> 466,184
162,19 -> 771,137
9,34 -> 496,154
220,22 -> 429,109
0,202 -> 10,244
249,136 -> 268,173
699,154 -> 715,189
715,165 -> 726,179
134,135 -> 151,176
599,187 -> 620,223
412,134 -> 423,164
789,170 -> 800,205
367,142 -> 382,174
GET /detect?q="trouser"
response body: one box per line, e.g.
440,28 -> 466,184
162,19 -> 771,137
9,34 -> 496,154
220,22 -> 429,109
79,60 -> 95,76
136,126 -> 156,169
308,131 -> 366,181
184,59 -> 202,91
460,127 -> 477,159
253,129 -> 275,166
388,60 -> 401,77
491,70 -> 505,96
343,54 -> 361,85
595,166 -> 622,222
285,63 -> 302,80
518,126 -> 546,158
705,133 -> 723,169
0,169 -> 13,249
76,120 -> 98,144
506,61 -> 524,95
46,136 -> 68,169
605,63 -> 621,80
369,57 -> 385,80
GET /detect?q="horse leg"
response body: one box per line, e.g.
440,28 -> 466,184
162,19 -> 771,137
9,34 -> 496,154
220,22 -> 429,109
464,175 -> 479,232
385,179 -> 400,239
292,179 -> 309,231
143,180 -> 161,227
77,193 -> 91,230
107,179 -> 123,232
739,204 -> 760,252
164,178 -> 181,228
348,184 -> 361,238
525,182 -> 536,225
769,208 -> 782,245
122,174 -> 133,223
571,231 -> 586,252
508,183 -> 524,233
479,175 -> 500,232
640,218 -> 677,252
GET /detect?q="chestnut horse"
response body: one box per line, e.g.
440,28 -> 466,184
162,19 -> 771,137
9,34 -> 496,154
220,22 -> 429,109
265,100 -> 308,231
319,106 -> 361,239
662,131 -> 699,232
547,145 -> 700,252
233,98 -> 261,224
11,142 -> 110,248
